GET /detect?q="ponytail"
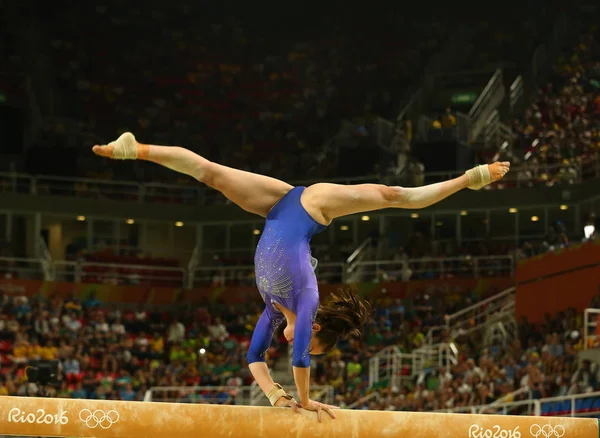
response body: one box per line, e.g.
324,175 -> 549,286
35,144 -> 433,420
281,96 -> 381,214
314,287 -> 371,351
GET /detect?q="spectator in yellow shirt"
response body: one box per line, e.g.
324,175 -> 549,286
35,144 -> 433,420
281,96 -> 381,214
40,341 -> 59,360
441,107 -> 457,128
150,333 -> 164,356
11,340 -> 30,364
28,339 -> 43,360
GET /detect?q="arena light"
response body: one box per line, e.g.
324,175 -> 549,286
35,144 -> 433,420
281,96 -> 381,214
340,225 -> 349,231
76,215 -> 86,222
361,215 -> 370,221
175,221 -> 184,227
531,216 -> 539,222
460,210 -> 468,216
126,219 -> 135,225
253,229 -> 261,235
560,205 -> 568,211
508,208 -> 518,214
199,348 -> 206,355
410,213 -> 419,219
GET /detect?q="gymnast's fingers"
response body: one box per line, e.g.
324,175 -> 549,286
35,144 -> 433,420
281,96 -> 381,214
291,400 -> 300,413
317,404 -> 323,422
323,404 -> 337,419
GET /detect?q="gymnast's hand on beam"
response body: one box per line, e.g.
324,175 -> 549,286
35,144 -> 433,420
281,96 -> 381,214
274,395 -> 301,412
297,399 -> 339,422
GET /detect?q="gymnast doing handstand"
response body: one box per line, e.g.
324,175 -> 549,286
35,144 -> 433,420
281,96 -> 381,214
93,132 -> 510,421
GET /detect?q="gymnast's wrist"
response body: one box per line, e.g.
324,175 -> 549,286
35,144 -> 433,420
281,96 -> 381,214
266,383 -> 296,406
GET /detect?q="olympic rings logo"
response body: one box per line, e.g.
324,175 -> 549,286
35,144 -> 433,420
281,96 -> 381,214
79,409 -> 120,429
530,424 -> 566,438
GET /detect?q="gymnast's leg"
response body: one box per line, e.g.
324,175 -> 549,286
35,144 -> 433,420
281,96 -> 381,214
301,162 -> 511,225
92,132 -> 293,217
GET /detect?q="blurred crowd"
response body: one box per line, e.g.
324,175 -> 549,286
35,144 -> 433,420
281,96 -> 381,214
22,2 -> 460,182
508,24 -> 600,187
0,282 -> 597,414
341,308 -> 591,411
0,292 -> 257,402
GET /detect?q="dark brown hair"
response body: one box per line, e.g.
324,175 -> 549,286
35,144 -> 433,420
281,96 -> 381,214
314,287 -> 371,352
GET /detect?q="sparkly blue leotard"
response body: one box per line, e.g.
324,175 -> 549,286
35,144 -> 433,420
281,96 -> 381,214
246,186 -> 326,368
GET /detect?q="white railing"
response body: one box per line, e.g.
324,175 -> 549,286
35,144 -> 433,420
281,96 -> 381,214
53,260 -> 186,287
347,391 -> 380,409
437,397 -> 538,416
411,342 -> 458,377
0,155 -> 598,207
191,262 -> 345,288
0,256 -> 47,280
427,287 -> 516,343
583,308 -> 600,350
0,254 -> 515,289
435,391 -> 600,417
143,386 -> 253,405
344,237 -> 373,283
144,384 -> 334,406
352,255 -> 514,282
368,346 -> 413,388
192,255 -> 514,287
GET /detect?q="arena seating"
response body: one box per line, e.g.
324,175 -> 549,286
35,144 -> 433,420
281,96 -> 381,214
28,3 -> 469,182
0,278 -> 595,413
504,23 -> 600,186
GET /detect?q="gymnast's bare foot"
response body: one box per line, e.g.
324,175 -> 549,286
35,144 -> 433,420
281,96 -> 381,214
489,161 -> 511,183
466,161 -> 510,190
92,132 -> 147,160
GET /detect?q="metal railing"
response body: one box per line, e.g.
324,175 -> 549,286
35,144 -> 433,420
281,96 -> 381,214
347,391 -> 380,409
583,308 -> 600,349
143,385 -> 253,405
191,255 -> 514,288
53,260 -> 186,287
436,391 -> 600,418
0,155 -> 598,208
368,346 -> 411,389
353,255 -> 514,281
144,384 -> 334,406
411,342 -> 458,377
344,237 -> 374,283
0,256 -> 46,280
426,287 -> 516,343
0,254 -> 515,289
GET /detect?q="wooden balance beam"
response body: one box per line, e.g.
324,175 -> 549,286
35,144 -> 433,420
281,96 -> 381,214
0,396 -> 597,438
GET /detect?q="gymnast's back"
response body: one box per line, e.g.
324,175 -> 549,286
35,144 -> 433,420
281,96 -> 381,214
254,186 -> 326,314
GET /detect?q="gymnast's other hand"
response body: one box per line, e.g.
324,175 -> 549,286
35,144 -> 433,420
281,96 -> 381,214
274,395 -> 300,412
298,399 -> 338,422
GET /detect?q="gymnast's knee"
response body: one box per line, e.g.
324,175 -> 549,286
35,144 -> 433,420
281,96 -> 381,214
380,185 -> 404,206
195,160 -> 218,187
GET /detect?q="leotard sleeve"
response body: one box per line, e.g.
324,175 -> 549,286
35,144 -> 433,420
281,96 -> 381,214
291,288 -> 319,368
246,308 -> 283,364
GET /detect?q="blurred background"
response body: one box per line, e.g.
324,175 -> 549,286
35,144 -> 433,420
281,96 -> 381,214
0,0 -> 599,419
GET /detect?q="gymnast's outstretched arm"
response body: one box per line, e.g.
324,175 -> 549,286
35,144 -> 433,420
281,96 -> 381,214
92,132 -> 292,217
300,162 -> 511,225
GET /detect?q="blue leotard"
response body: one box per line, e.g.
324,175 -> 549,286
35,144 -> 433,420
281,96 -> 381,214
246,186 -> 327,368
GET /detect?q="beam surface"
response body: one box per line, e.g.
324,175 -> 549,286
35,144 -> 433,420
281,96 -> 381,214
0,396 -> 597,438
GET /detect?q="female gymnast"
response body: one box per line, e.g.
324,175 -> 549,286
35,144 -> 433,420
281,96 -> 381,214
93,132 -> 510,421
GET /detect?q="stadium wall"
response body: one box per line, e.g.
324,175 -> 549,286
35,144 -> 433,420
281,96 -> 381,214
516,241 -> 600,323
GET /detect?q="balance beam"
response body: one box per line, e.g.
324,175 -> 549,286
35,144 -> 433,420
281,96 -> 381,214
0,396 -> 597,438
